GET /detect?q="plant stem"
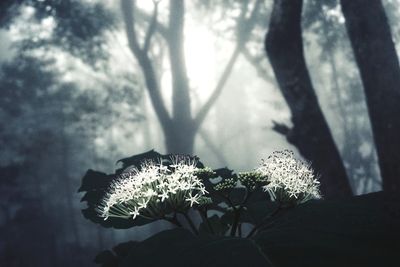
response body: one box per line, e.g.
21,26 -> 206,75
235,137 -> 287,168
230,209 -> 240,236
199,209 -> 214,234
181,212 -> 199,235
246,205 -> 281,238
230,190 -> 252,237
238,223 -> 242,237
219,193 -> 237,211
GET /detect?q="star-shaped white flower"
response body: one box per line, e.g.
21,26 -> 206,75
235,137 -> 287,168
129,206 -> 140,219
158,191 -> 169,202
185,193 -> 200,207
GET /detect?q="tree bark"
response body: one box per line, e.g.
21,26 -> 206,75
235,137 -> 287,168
341,0 -> 400,192
265,0 -> 352,197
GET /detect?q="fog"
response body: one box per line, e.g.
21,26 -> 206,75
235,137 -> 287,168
1,0 -> 399,266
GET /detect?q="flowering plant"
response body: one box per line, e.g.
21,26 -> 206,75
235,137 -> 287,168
97,157 -> 208,220
258,150 -> 321,206
79,149 -> 322,266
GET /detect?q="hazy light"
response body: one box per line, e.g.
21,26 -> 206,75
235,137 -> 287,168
184,19 -> 217,95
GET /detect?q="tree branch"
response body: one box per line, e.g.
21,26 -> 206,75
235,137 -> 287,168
194,47 -> 241,129
199,129 -> 229,166
120,0 -> 142,55
135,7 -> 169,40
194,0 -> 262,129
120,0 -> 171,130
143,0 -> 159,53
271,120 -> 290,136
241,47 -> 276,85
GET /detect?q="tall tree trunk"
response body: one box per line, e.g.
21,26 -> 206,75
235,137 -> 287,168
341,0 -> 400,192
165,0 -> 194,155
121,0 -> 258,155
265,0 -> 352,197
165,125 -> 195,155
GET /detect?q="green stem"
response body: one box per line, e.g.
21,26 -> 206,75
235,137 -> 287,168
181,212 -> 199,235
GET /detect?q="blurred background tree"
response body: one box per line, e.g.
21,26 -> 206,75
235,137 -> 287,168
1,0 -> 399,266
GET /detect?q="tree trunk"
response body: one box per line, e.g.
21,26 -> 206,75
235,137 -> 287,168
165,0 -> 194,155
265,0 -> 353,197
165,125 -> 195,155
341,0 -> 400,192
121,0 -> 258,155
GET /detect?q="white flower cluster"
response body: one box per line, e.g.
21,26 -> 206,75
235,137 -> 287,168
257,150 -> 321,205
97,157 -> 207,221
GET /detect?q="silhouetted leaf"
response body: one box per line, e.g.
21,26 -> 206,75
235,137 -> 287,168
79,169 -> 152,228
180,237 -> 273,267
78,169 -> 112,193
120,228 -> 196,267
116,149 -> 205,174
229,187 -> 246,206
116,149 -> 163,173
116,228 -> 273,267
79,150 -> 212,229
95,241 -> 139,267
199,214 -> 229,236
253,192 -> 400,267
241,200 -> 279,225
94,250 -> 118,267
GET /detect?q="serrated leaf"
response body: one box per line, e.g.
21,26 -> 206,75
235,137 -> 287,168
78,169 -> 112,193
116,149 -> 163,173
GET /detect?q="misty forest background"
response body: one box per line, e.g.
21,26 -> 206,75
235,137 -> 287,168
1,0 -> 400,266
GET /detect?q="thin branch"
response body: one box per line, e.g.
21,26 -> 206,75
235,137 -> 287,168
272,120 -> 291,136
191,88 -> 229,166
120,0 -> 142,56
194,0 -> 263,129
135,7 -> 169,39
143,0 -> 159,53
120,0 -> 171,129
199,129 -> 229,166
194,47 -> 241,129
230,208 -> 241,237
230,190 -> 251,237
241,48 -> 276,85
